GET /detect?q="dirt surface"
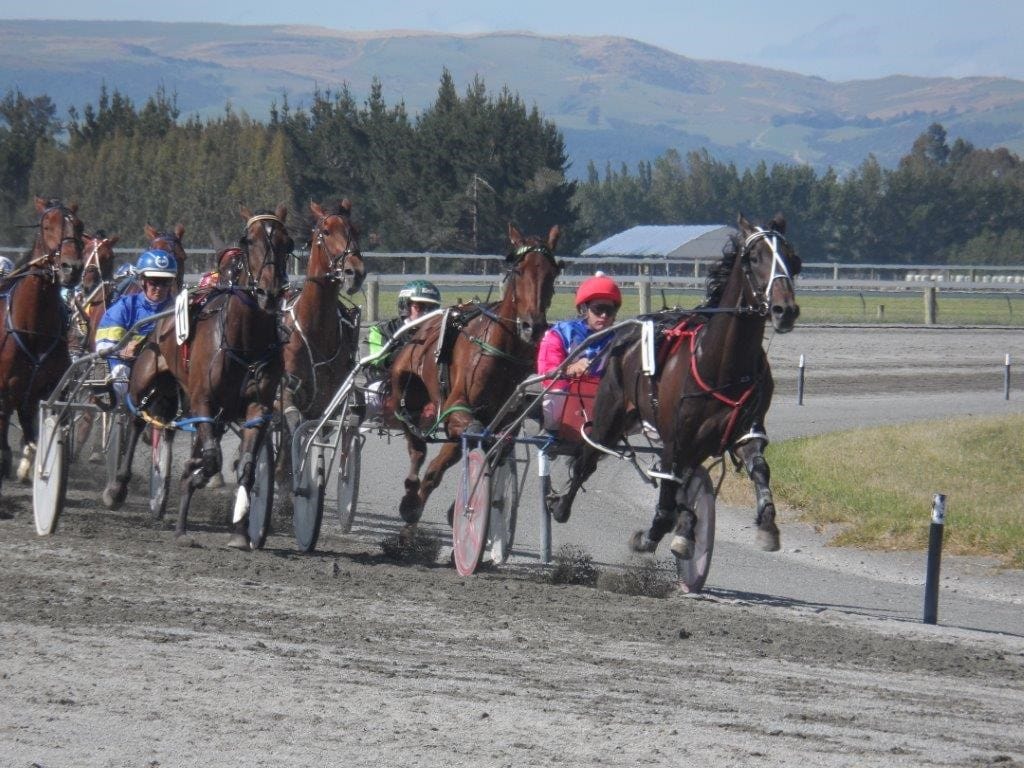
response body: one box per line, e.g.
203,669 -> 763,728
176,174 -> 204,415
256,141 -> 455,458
2,325 -> 1024,767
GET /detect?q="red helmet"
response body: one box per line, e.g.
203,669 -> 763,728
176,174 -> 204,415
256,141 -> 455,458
575,274 -> 622,309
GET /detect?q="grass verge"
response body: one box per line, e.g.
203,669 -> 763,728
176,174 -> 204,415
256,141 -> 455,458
719,414 -> 1024,567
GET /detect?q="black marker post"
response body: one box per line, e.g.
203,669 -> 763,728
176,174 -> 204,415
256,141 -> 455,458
923,493 -> 946,625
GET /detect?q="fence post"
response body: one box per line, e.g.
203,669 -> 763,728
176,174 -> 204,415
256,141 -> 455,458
924,286 -> 937,325
923,493 -> 946,625
366,278 -> 380,322
1005,353 -> 1011,400
637,281 -> 650,315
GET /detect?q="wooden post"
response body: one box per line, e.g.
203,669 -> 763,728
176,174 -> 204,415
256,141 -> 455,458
637,281 -> 651,315
924,286 -> 937,325
366,278 -> 380,322
877,304 -> 885,321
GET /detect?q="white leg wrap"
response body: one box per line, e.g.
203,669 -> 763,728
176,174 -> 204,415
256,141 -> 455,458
232,486 -> 250,523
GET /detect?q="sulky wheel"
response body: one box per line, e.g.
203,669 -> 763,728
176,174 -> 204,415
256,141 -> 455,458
33,406 -> 68,536
334,426 -> 363,534
290,420 -> 326,553
247,435 -> 275,549
148,426 -> 173,520
452,447 -> 491,576
674,465 -> 716,593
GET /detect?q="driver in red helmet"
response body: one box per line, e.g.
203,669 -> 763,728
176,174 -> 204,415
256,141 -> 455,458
537,272 -> 621,429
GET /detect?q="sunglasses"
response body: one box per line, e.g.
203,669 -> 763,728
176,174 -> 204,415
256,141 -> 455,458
144,278 -> 172,288
588,303 -> 618,317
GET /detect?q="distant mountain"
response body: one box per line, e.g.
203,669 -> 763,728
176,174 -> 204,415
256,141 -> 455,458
4,19 -> 1024,177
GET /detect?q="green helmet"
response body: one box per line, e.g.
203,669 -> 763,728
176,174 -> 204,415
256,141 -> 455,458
397,279 -> 442,317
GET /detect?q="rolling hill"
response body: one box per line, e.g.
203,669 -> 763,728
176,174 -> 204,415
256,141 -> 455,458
3,19 -> 1024,177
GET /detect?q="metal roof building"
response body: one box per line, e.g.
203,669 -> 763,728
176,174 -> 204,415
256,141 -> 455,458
580,224 -> 734,261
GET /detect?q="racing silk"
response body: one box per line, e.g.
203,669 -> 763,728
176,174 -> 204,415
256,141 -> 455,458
95,292 -> 172,359
366,316 -> 407,369
537,317 -> 613,389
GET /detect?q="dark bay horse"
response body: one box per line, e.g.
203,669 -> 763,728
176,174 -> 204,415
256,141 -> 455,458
105,205 -> 292,548
0,197 -> 84,489
387,224 -> 562,527
67,231 -> 119,358
550,213 -> 801,561
279,199 -> 365,470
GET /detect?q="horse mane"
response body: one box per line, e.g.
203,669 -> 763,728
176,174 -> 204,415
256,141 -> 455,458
703,237 -> 739,309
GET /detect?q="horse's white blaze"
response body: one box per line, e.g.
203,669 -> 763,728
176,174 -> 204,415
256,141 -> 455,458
232,486 -> 250,523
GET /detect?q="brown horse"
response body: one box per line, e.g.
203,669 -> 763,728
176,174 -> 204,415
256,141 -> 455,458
279,199 -> 365,467
387,223 -> 562,527
65,231 -> 120,461
550,213 -> 801,567
0,197 -> 84,490
104,204 -> 292,547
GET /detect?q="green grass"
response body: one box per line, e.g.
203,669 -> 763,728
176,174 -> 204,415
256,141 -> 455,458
720,415 -> 1024,567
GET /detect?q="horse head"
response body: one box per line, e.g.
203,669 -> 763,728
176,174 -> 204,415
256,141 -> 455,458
239,203 -> 293,310
145,223 -> 187,287
81,231 -> 120,290
736,213 -> 801,333
308,199 -> 365,295
504,223 -> 563,344
34,197 -> 84,288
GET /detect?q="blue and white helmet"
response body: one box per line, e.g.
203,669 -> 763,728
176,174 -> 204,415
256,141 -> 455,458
135,249 -> 177,280
0,256 -> 14,278
114,262 -> 137,280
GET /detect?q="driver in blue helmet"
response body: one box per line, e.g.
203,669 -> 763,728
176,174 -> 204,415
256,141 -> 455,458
96,249 -> 177,401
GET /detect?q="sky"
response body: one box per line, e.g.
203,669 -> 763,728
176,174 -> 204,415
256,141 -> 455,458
2,0 -> 1023,82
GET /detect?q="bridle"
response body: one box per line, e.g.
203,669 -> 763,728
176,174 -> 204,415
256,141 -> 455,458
31,204 -> 83,275
500,242 -> 561,339
231,214 -> 292,302
739,228 -> 796,317
312,213 -> 362,286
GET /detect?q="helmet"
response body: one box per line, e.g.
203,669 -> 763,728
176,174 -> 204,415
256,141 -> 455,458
114,262 -> 136,280
575,273 -> 622,309
397,279 -> 442,317
135,249 -> 177,280
0,256 -> 14,277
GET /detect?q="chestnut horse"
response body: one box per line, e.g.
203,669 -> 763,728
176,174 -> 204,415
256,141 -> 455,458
387,224 -> 562,528
146,223 -> 188,289
104,205 -> 292,548
0,197 -> 84,491
279,199 -> 365,472
550,213 -> 801,563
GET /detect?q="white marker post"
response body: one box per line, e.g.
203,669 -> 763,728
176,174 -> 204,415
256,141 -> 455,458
797,354 -> 806,406
1005,353 -> 1011,400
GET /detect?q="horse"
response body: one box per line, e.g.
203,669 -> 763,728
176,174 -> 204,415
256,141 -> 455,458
549,213 -> 801,564
145,223 -> 188,289
64,231 -> 120,461
386,223 -> 562,528
0,197 -> 84,491
278,199 -> 365,476
103,204 -> 292,548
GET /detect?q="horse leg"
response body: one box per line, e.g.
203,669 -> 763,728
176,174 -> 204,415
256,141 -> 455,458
175,422 -> 221,545
630,477 -> 680,554
226,421 -> 265,550
416,439 -> 464,524
398,431 -> 429,526
15,399 -> 38,483
0,411 -> 10,491
100,416 -> 147,510
733,436 -> 781,551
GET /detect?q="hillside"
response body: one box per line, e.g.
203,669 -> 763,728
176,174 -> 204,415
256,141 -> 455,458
3,19 -> 1024,176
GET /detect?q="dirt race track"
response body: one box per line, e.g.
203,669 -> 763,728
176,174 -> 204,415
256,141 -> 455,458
2,326 -> 1023,767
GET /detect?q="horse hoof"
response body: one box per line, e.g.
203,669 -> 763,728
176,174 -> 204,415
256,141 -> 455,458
398,495 -> 422,525
206,472 -> 225,490
629,530 -> 658,554
225,533 -> 251,550
756,528 -> 781,552
547,494 -> 571,524
670,535 -> 693,559
174,534 -> 197,548
101,485 -> 124,511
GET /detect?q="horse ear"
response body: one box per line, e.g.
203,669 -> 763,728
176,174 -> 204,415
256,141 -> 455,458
508,223 -> 523,246
275,203 -> 288,222
769,212 -> 787,234
144,223 -> 157,239
34,196 -> 46,214
309,200 -> 325,219
547,225 -> 561,252
107,234 -> 121,247
736,212 -> 753,233
240,205 -> 253,220
174,223 -> 185,240
339,198 -> 352,215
